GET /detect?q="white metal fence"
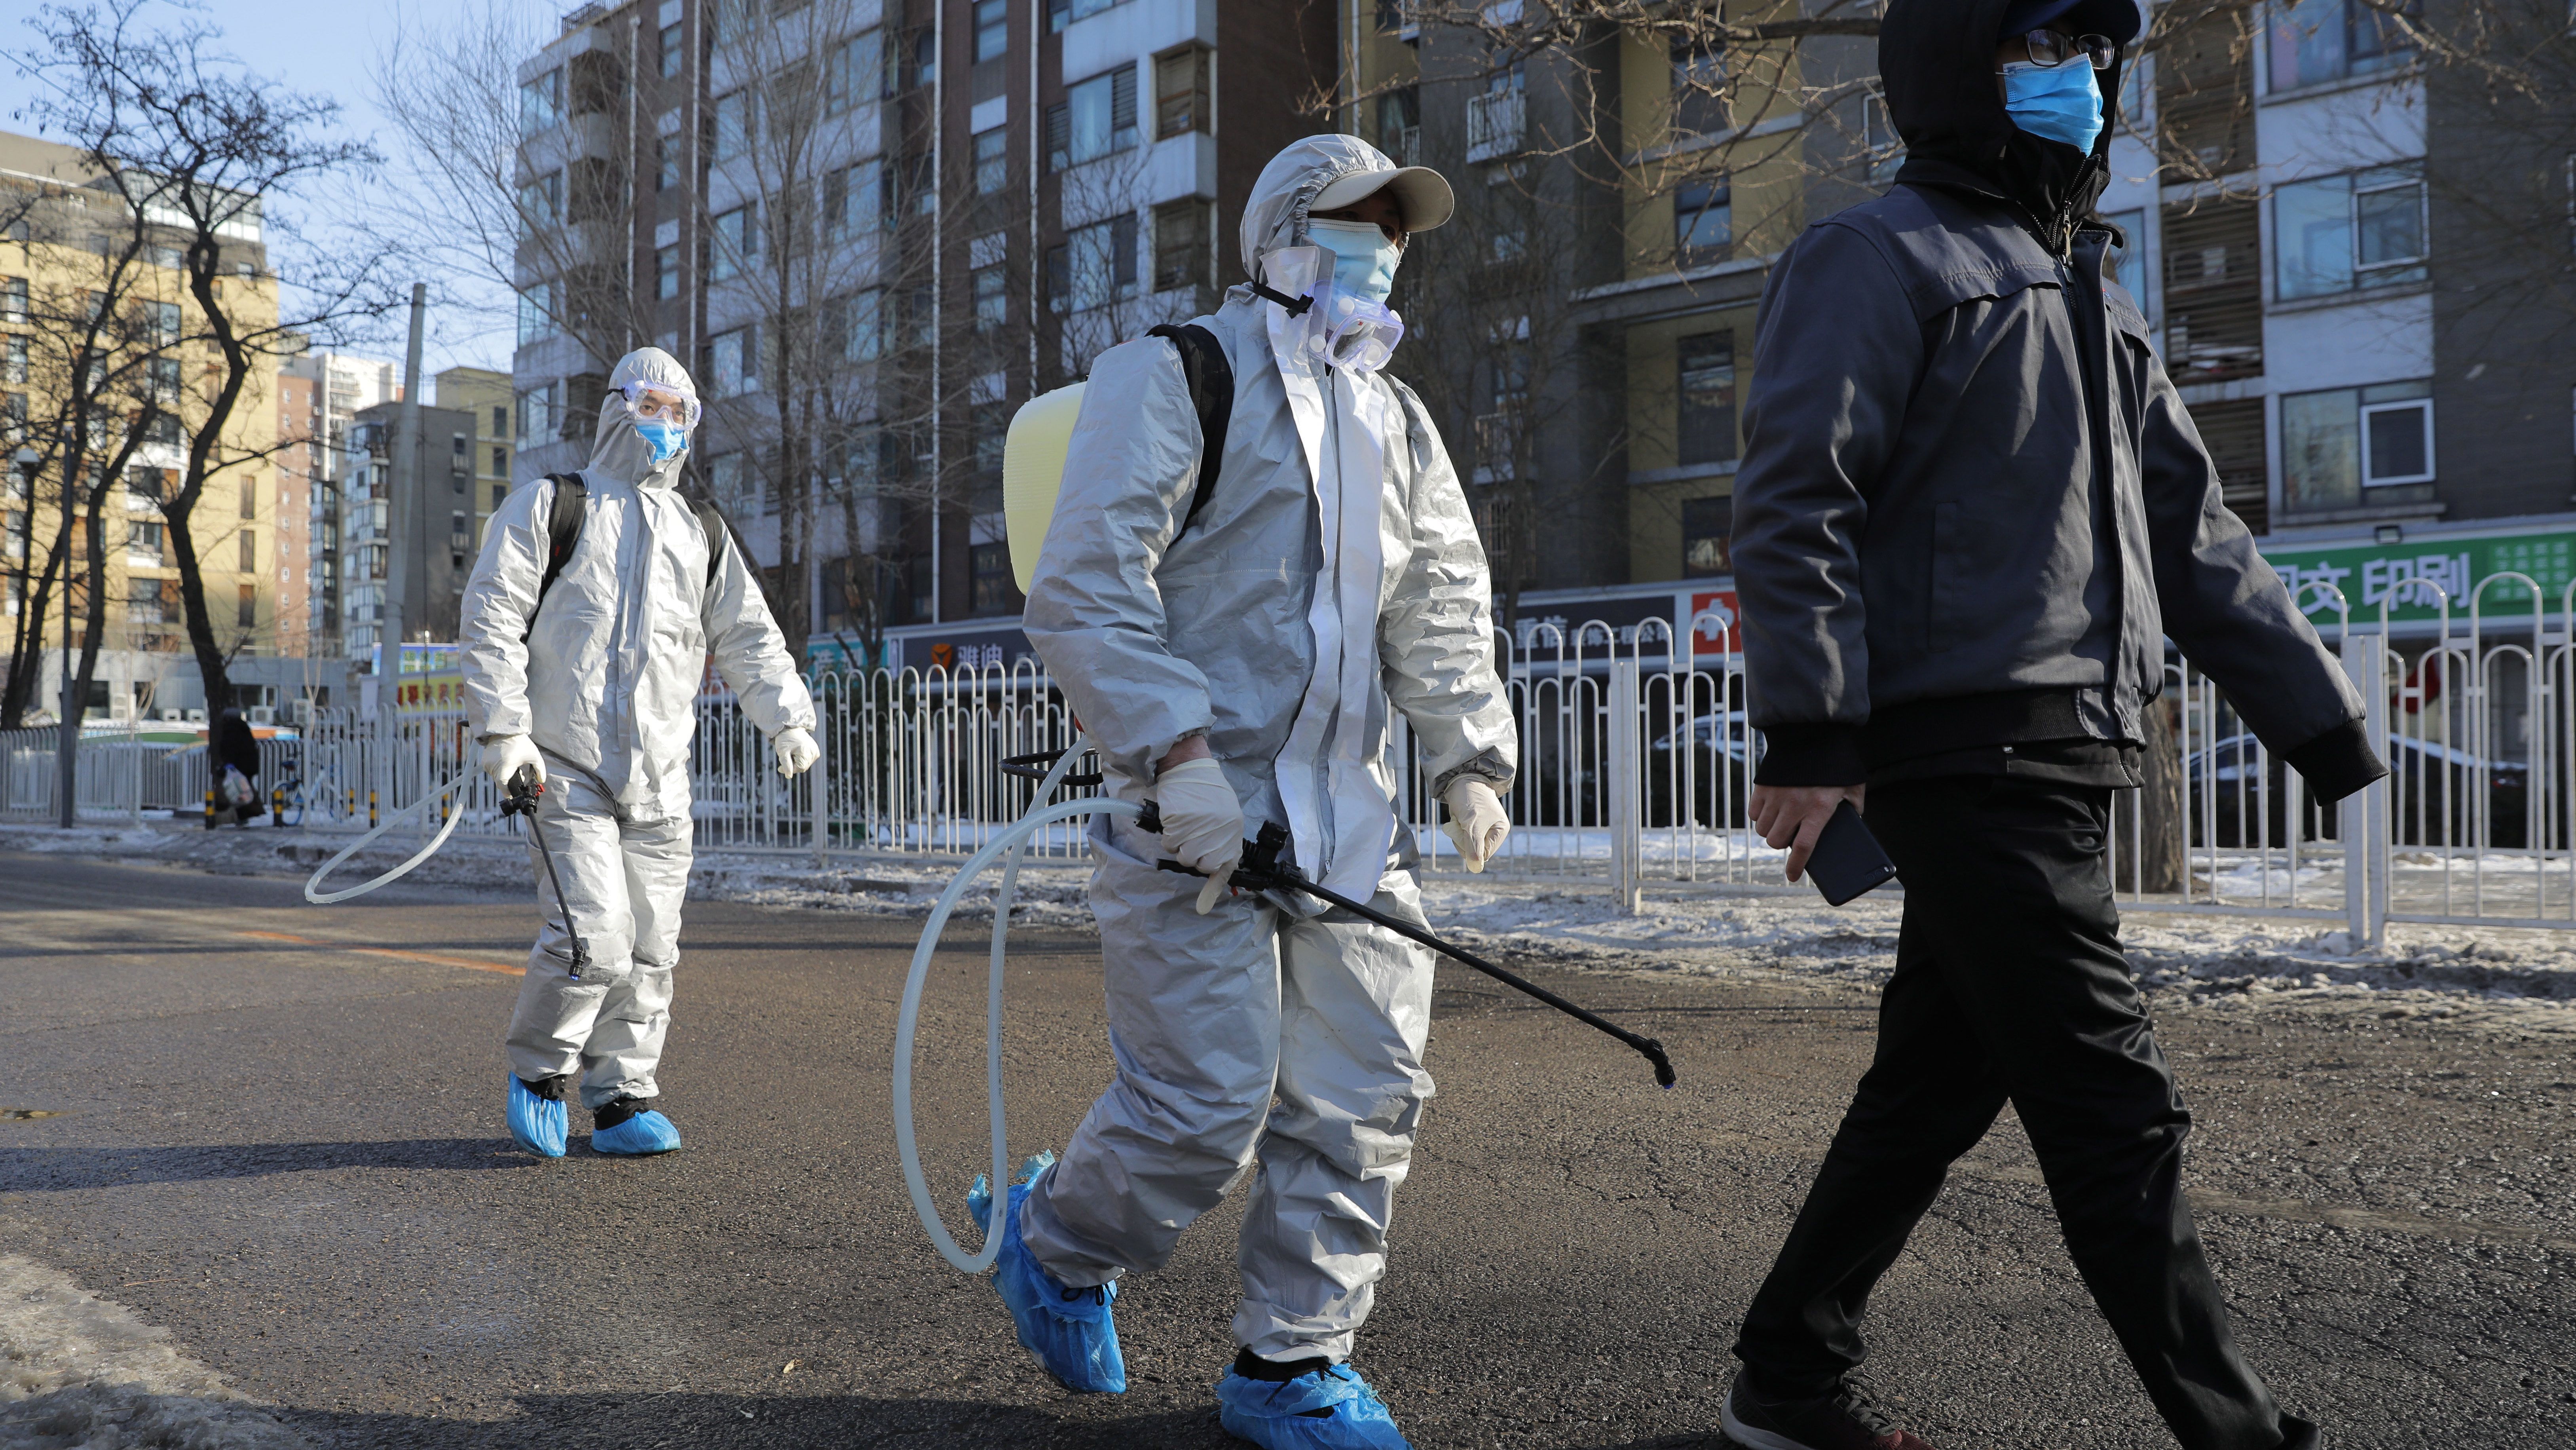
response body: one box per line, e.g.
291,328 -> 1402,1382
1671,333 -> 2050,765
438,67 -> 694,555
7,583 -> 2570,945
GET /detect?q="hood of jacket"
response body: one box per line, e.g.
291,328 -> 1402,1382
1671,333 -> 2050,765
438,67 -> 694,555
1881,0 -> 2142,249
1239,133 -> 1402,284
585,346 -> 694,490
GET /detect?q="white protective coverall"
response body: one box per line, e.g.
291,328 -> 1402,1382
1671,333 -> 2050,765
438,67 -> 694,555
459,347 -> 816,1109
1019,134 -> 1517,1364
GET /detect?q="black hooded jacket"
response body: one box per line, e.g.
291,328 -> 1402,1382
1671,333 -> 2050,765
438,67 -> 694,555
1726,0 -> 2387,800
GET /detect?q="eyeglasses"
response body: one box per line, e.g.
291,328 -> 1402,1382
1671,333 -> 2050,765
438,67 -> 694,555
2019,29 -> 2118,70
618,380 -> 700,429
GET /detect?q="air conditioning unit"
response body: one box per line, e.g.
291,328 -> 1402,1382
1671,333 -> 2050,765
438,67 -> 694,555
248,706 -> 275,724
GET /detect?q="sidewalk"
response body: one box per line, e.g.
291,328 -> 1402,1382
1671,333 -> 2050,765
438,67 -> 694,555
7,816 -> 2572,1036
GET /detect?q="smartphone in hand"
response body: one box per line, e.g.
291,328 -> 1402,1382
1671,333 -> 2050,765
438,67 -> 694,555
1807,799 -> 1899,906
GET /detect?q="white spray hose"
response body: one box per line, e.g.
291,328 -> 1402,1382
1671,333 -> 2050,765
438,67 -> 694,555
892,746 -> 1135,1275
302,770 -> 478,905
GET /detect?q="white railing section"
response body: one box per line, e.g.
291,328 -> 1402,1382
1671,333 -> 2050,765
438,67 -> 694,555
8,583 -> 2576,944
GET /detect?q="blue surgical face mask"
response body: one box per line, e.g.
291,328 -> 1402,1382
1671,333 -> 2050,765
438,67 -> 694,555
2001,59 -> 2105,155
635,419 -> 689,464
1305,217 -> 1402,304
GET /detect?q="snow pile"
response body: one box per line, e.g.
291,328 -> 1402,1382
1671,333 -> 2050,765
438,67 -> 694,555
0,1256 -> 306,1450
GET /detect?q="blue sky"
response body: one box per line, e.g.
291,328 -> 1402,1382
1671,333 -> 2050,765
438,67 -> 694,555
0,0 -> 514,377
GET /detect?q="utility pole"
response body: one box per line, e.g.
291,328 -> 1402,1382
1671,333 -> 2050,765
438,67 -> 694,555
379,283 -> 426,811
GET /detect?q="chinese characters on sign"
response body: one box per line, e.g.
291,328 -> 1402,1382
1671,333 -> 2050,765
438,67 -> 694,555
2263,532 -> 2576,623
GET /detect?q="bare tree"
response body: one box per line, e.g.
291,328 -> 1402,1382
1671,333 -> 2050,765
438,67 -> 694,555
20,0 -> 390,720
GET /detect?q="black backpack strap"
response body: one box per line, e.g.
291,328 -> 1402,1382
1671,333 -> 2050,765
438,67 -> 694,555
1146,323 -> 1233,539
692,497 -> 730,592
524,473 -> 586,642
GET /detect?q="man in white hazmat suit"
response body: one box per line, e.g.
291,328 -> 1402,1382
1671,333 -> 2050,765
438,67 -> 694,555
458,347 -> 818,1159
995,134 -> 1515,1450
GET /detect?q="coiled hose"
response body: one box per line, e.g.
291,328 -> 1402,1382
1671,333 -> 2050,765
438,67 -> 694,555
892,743 -> 1134,1274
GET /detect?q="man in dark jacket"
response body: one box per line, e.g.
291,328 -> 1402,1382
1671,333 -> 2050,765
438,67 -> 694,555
211,706 -> 264,827
1720,1 -> 2383,1447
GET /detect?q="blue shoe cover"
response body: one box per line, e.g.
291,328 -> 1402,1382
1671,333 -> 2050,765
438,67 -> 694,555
505,1075 -> 567,1158
968,1152 -> 1127,1393
1216,1364 -> 1414,1450
589,1108 -> 682,1155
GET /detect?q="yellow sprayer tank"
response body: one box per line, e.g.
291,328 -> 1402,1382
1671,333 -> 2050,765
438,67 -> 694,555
1002,382 -> 1087,593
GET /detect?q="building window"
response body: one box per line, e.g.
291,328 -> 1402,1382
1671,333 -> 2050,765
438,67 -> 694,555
1152,200 -> 1210,292
911,29 -> 938,90
655,135 -> 679,192
1677,331 -> 1738,465
659,21 -> 683,78
828,159 -> 884,236
710,327 -> 756,397
519,68 -> 562,136
1068,213 -> 1138,310
1044,243 -> 1070,313
845,289 -> 884,361
239,528 -> 256,571
973,265 -> 1007,331
0,277 -> 25,323
515,382 -> 560,446
711,204 -> 758,281
2102,207 -> 2149,291
1682,495 -> 1732,577
516,281 -> 555,345
2,336 -> 25,385
1050,63 -> 1137,171
1049,0 -> 1128,29
237,584 -> 256,629
490,445 -> 507,476
708,452 -> 752,515
974,403 -> 1009,475
974,127 -> 1008,194
2282,380 -> 2434,511
656,245 -> 680,299
1375,87 -> 1420,165
492,482 -> 507,510
126,519 -> 163,563
1671,36 -> 1726,136
973,0 -> 1008,61
713,89 -> 757,162
492,405 -> 509,438
2274,164 -> 2426,300
2268,0 -> 2416,91
826,29 -> 887,114
1156,46 -> 1211,139
1675,179 -> 1731,263
518,171 -> 562,231
241,476 -> 257,517
970,540 -> 1014,612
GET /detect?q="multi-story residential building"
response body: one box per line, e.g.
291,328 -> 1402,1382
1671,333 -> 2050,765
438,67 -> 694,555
0,128 -> 285,721
436,366 -> 516,547
343,398 -> 476,666
283,349 -> 398,667
512,0 -> 1333,668
1336,8 -> 2576,661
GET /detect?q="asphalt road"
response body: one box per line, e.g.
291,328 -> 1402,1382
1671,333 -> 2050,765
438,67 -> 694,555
2,848 -> 2573,1449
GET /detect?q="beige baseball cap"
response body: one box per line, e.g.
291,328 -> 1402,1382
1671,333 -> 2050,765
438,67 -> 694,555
1311,163 -> 1455,232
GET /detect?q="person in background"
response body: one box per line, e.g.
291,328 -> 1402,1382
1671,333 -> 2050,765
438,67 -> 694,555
211,705 -> 264,827
1718,0 -> 2386,1446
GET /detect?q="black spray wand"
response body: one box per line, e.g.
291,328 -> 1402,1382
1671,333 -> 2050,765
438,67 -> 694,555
502,764 -> 591,981
1138,805 -> 1676,1089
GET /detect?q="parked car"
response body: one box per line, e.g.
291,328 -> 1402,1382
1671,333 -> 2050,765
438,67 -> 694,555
2186,732 -> 2530,848
1647,710 -> 1760,827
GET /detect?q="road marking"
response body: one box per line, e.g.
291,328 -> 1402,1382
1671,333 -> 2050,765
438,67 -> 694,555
234,930 -> 525,977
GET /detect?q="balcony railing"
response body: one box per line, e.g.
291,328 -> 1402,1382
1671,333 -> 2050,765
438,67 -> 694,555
1465,90 -> 1524,164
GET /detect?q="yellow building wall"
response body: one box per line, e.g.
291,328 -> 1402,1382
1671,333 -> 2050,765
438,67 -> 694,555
437,366 -> 514,545
2,226 -> 279,675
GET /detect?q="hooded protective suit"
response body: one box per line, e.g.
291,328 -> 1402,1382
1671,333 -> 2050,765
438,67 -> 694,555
460,347 -> 815,1114
1019,133 -> 1515,1365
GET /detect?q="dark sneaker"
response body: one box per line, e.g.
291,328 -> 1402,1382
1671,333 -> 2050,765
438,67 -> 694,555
1721,1371 -> 1941,1450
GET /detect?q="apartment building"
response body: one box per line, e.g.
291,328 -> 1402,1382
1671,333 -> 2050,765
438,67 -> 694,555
0,128 -> 284,720
282,349 -> 398,665
435,365 -> 515,546
1345,8 -> 2576,650
511,0 -> 1331,667
343,398 -> 476,665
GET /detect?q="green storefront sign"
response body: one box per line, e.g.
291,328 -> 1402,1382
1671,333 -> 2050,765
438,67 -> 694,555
2261,529 -> 2576,625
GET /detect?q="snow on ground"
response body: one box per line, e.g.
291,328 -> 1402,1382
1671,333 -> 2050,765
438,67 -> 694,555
9,819 -> 2574,1035
0,1255 -> 307,1449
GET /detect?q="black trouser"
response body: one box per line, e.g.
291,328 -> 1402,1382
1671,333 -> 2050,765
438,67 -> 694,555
1733,776 -> 2303,1450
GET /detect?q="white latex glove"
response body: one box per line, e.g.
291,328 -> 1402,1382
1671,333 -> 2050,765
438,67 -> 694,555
773,726 -> 819,778
1441,777 -> 1511,873
481,734 -> 545,792
1152,755 -> 1243,914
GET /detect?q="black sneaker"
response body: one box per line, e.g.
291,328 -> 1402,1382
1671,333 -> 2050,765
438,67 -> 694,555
1721,1370 -> 1942,1450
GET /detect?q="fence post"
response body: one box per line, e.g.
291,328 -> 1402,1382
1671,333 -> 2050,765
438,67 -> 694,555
1608,657 -> 1642,915
810,701 -> 829,869
2341,629 -> 2389,945
127,711 -> 139,825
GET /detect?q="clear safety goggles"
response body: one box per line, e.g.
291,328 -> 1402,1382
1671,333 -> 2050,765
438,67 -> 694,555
618,379 -> 701,430
1294,282 -> 1406,376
